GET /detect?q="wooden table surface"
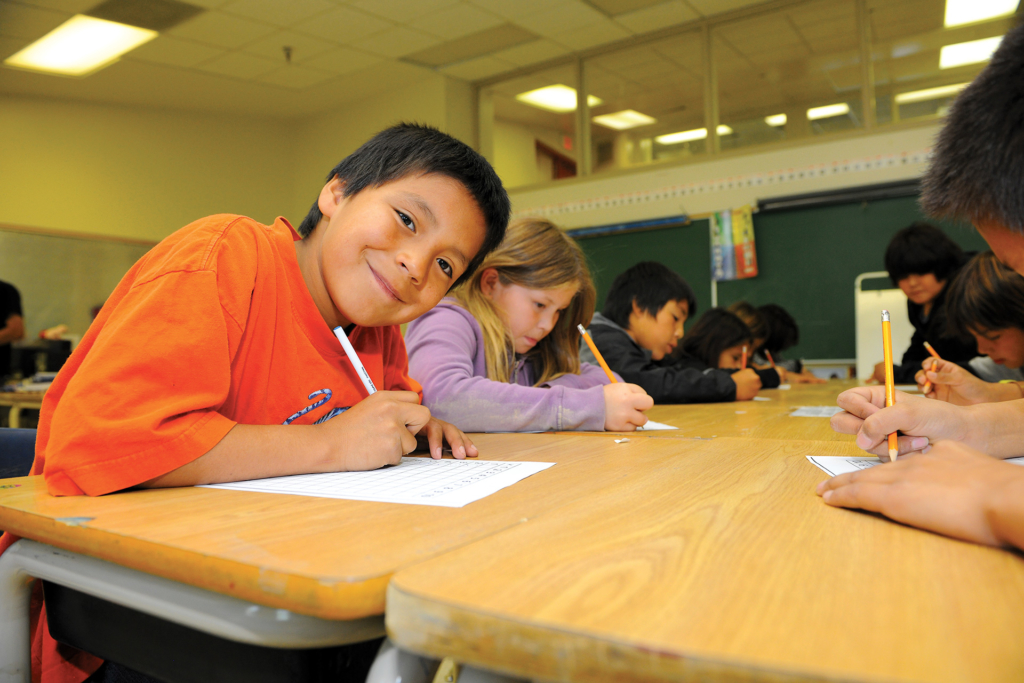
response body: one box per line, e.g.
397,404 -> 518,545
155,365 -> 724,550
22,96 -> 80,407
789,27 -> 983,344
388,435 -> 1024,683
0,432 -> 749,621
0,391 -> 45,428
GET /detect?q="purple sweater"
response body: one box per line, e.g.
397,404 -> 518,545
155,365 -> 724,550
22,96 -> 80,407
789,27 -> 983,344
406,299 -> 615,432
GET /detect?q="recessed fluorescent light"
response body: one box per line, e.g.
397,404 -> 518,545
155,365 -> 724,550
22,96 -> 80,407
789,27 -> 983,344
592,109 -> 656,130
807,103 -> 850,120
4,14 -> 157,77
655,124 -> 733,144
895,82 -> 969,104
716,124 -> 733,135
940,36 -> 1003,69
945,0 -> 1018,27
515,85 -> 602,113
765,113 -> 787,126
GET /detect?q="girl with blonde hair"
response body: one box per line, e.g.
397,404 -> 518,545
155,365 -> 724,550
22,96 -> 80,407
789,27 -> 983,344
406,218 -> 651,432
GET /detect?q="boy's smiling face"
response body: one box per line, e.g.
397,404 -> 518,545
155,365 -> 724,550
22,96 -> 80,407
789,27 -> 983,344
300,172 -> 487,329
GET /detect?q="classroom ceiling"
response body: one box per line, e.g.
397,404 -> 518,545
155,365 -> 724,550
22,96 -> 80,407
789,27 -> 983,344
0,0 -> 774,119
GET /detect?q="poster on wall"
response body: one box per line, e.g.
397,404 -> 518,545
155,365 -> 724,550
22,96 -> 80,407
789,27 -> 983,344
711,206 -> 758,281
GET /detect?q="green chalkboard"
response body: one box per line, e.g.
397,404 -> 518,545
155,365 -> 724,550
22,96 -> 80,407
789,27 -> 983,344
576,195 -> 989,360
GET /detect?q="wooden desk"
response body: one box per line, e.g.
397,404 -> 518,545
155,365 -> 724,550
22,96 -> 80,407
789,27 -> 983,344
388,436 -> 1024,682
0,391 -> 44,428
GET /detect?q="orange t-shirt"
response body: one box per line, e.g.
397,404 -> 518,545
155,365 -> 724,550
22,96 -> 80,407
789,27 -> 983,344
1,213 -> 421,682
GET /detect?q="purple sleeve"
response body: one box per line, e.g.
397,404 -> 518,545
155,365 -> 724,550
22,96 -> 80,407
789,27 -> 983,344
542,362 -> 622,388
406,305 -> 607,432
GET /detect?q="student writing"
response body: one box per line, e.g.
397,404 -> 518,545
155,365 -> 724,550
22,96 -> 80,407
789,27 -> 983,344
678,308 -> 778,392
406,218 -> 652,432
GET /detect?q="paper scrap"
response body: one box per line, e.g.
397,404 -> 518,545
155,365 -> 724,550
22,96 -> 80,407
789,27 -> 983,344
790,406 -> 844,418
614,438 -> 630,444
636,420 -> 678,431
752,396 -> 771,401
778,384 -> 791,390
809,455 -> 1024,477
201,458 -> 554,508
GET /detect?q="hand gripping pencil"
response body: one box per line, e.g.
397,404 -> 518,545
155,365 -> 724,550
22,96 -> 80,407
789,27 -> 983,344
578,324 -> 618,384
333,326 -> 377,396
922,341 -> 941,395
881,310 -> 897,461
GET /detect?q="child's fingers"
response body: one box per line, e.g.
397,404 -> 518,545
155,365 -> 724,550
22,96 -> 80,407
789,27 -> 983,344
440,420 -> 474,459
420,419 -> 445,458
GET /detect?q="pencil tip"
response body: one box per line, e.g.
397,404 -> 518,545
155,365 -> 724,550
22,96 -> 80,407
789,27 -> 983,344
888,448 -> 898,460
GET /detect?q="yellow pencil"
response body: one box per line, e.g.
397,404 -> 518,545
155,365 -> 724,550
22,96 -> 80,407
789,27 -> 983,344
765,349 -> 776,368
882,310 -> 897,461
578,324 -> 618,384
922,341 -> 941,395
741,345 -> 748,370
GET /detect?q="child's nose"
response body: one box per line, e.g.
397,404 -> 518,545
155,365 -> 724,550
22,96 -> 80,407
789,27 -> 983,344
398,250 -> 430,284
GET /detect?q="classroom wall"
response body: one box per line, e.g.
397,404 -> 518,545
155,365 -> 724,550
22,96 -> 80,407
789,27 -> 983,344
0,95 -> 298,241
493,119 -> 576,189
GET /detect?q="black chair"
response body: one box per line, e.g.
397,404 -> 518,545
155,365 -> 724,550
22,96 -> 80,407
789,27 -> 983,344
0,428 -> 35,478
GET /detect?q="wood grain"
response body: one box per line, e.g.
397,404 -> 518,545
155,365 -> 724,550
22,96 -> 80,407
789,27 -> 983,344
388,436 -> 1024,682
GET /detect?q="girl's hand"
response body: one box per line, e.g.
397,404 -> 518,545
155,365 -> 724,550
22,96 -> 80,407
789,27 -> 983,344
415,417 -> 478,459
916,359 -> 1021,405
603,383 -> 653,431
732,368 -> 762,400
791,371 -> 827,384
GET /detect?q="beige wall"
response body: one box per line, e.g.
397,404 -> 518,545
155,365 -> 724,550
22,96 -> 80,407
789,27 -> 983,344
0,95 -> 298,241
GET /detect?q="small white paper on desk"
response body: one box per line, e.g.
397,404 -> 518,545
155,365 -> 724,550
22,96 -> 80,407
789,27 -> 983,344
200,458 -> 554,508
809,455 -> 1024,477
636,420 -> 677,431
895,384 -> 922,392
790,406 -> 844,417
752,396 -> 772,401
777,384 -> 791,390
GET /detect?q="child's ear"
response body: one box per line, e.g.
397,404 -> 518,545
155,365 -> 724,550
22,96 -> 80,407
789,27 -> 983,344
631,299 -> 645,318
317,177 -> 347,219
479,268 -> 500,298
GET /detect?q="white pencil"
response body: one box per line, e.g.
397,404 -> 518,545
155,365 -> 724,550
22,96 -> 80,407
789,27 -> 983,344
333,326 -> 377,396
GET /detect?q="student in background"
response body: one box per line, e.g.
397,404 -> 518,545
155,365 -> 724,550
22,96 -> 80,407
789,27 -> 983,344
757,303 -> 826,383
914,252 -> 1024,403
0,279 -> 24,380
407,218 -> 652,432
821,24 -> 1024,551
0,123 -> 510,683
680,308 -> 778,390
869,222 -> 976,383
581,262 -> 760,402
727,301 -> 786,385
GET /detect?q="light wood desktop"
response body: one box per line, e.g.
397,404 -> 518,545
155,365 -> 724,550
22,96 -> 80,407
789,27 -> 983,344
388,435 -> 1024,683
0,391 -> 44,428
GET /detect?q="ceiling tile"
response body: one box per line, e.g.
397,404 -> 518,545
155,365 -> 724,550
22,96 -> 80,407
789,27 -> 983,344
352,26 -> 441,58
243,29 -> 336,64
615,0 -> 698,34
415,3 -> 504,41
123,35 -> 225,67
551,18 -> 630,50
220,0 -> 335,27
168,11 -> 277,48
686,0 -> 769,17
441,54 -> 516,80
257,64 -> 337,88
349,0 -> 460,23
491,37 -> 571,66
175,0 -> 233,7
291,6 -> 393,45
0,2 -> 70,40
467,0 -> 575,22
0,35 -> 30,61
15,0 -> 96,12
301,46 -> 383,74
196,50 -> 279,78
514,2 -> 608,38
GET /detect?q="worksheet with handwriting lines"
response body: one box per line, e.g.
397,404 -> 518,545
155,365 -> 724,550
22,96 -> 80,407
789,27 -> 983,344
790,406 -> 845,417
808,455 -> 1024,477
201,458 -> 554,508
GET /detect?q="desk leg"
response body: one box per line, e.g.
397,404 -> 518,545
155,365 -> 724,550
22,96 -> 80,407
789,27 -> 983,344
0,539 -> 33,683
9,406 -> 21,430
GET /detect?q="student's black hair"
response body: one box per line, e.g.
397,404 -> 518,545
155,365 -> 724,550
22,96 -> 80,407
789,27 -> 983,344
758,304 -> 799,353
602,261 -> 698,329
945,251 -> 1024,339
920,21 -> 1024,234
298,123 -> 510,287
727,301 -> 768,344
883,222 -> 967,286
681,308 -> 752,369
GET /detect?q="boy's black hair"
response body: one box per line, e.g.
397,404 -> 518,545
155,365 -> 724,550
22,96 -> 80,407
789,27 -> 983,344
298,123 -> 510,287
758,304 -> 799,353
681,308 -> 752,369
945,251 -> 1024,338
727,301 -> 768,343
883,222 -> 967,286
602,261 -> 698,329
920,21 -> 1024,233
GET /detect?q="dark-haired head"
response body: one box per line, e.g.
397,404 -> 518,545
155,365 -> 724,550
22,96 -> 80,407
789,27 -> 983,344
727,301 -> 768,350
681,308 -> 752,369
884,222 -> 966,286
602,261 -> 698,328
920,22 -> 1024,234
298,123 -> 510,287
758,304 -> 800,354
946,251 -> 1024,339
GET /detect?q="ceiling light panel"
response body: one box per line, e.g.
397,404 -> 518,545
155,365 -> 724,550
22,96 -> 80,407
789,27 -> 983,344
4,14 -> 157,76
655,128 -> 707,144
895,82 -> 969,104
940,36 -> 1003,68
944,0 -> 1019,27
807,103 -> 850,120
592,109 -> 656,130
765,113 -> 787,126
515,85 -> 602,113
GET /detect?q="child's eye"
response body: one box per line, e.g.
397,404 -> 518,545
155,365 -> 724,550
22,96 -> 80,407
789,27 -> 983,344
535,302 -> 546,309
437,258 -> 452,278
396,210 -> 415,232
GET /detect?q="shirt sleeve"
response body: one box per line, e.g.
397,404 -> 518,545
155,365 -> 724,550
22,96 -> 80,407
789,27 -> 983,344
42,269 -> 243,496
407,306 -> 606,432
541,362 -> 621,388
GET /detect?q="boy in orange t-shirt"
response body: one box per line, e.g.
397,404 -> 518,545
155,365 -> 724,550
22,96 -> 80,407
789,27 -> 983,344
0,123 -> 510,683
